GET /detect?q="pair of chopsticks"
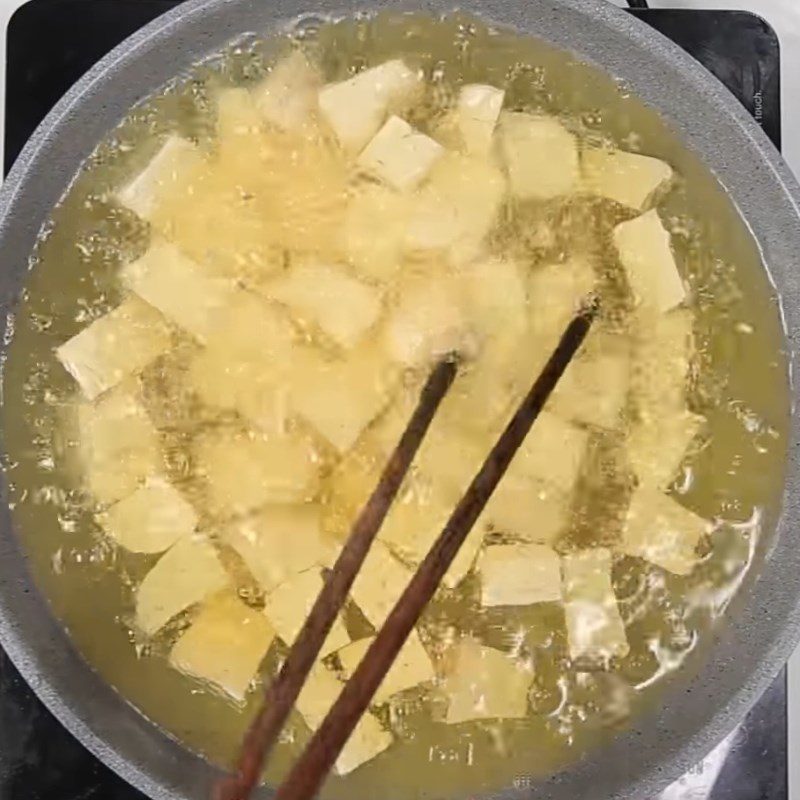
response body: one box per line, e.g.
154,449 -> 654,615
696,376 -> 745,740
216,299 -> 597,800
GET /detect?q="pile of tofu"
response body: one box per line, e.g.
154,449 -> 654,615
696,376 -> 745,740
54,48 -> 712,774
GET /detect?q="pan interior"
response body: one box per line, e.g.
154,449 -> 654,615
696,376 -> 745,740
0,12 -> 790,800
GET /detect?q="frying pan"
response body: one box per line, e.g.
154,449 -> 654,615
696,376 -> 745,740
0,1 -> 799,798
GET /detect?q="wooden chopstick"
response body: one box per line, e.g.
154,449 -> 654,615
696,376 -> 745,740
272,300 -> 598,800
215,357 -> 459,800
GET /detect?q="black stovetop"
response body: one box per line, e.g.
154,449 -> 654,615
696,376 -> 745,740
0,2 -> 787,799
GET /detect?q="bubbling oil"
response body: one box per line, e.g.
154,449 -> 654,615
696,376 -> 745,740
0,13 -> 790,800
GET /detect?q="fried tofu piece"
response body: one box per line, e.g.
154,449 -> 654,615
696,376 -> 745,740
358,116 -> 443,192
136,535 -> 228,635
188,347 -> 289,435
264,262 -> 382,350
145,158 -> 289,284
318,59 -> 422,153
336,630 -> 435,704
614,209 -> 686,313
78,385 -> 163,505
122,241 -> 240,344
169,592 -> 276,701
350,541 -> 413,628
187,292 -> 296,434
550,332 -> 631,431
499,112 -> 580,200
56,296 -> 171,401
562,548 -> 629,664
116,135 -> 203,221
456,84 -> 504,156
296,661 -> 394,774
405,154 -> 505,263
628,410 -> 705,489
384,272 -> 473,368
323,445 -> 382,539
344,183 -> 410,282
215,87 -> 263,148
479,544 -> 562,607
631,307 -> 694,419
621,487 -> 709,575
378,478 -> 485,590
442,638 -> 533,724
481,475 -> 569,546
99,479 -> 196,554
527,259 -> 597,378
513,410 -> 588,493
263,569 -> 350,656
288,344 -> 398,453
253,50 -> 321,133
462,256 -> 529,342
581,147 -> 673,211
193,427 -> 320,518
223,505 -> 337,592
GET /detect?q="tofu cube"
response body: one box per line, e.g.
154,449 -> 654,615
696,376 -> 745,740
358,116 -> 443,192
481,475 -> 569,546
350,541 -> 413,628
562,548 -> 629,664
614,209 -> 686,313
223,504 -> 337,592
122,241 -> 240,344
136,535 -> 228,635
520,258 -> 602,418
288,344 -> 398,453
432,343 -> 522,437
627,410 -> 705,489
187,292 -> 296,434
344,183 -> 410,282
581,146 -> 673,211
384,273 -> 473,368
336,630 -> 435,704
462,256 -> 529,343
188,346 -> 290,436
631,307 -> 694,419
479,544 -> 562,607
116,135 -> 203,221
513,410 -> 588,493
253,50 -> 321,132
78,385 -> 163,505
169,592 -> 276,702
323,445 -> 382,538
415,419 -> 487,497
263,262 -> 382,350
56,296 -> 171,401
443,638 -> 533,724
215,87 -> 263,146
206,289 -> 297,365
263,569 -> 350,656
527,258 -> 597,378
193,428 -> 320,518
296,661 -> 394,774
99,479 -> 197,554
405,154 -> 505,262
456,84 -> 505,155
334,711 -> 394,775
621,487 -> 710,575
499,112 -> 580,200
318,59 -> 422,153
550,332 -> 631,431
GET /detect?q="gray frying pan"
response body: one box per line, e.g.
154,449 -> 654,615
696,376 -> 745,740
0,1 -> 799,798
